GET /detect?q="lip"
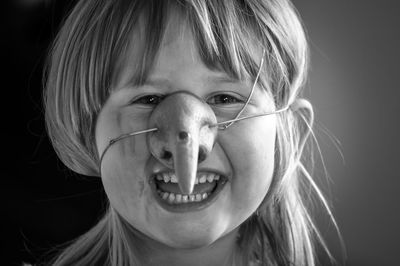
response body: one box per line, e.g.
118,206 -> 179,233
149,170 -> 229,213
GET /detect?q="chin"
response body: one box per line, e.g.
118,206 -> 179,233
157,225 -> 221,249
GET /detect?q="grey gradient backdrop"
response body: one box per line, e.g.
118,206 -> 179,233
296,1 -> 400,265
3,0 -> 400,265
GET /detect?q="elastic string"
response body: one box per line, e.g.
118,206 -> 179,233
99,128 -> 157,168
209,105 -> 289,129
98,49 -> 292,171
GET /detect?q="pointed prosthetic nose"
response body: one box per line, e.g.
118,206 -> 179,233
148,92 -> 218,195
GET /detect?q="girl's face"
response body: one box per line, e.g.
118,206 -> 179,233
95,21 -> 277,249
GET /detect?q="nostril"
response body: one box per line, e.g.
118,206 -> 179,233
161,149 -> 173,161
178,131 -> 190,142
198,146 -> 207,163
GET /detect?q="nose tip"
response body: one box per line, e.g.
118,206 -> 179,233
157,131 -> 208,166
175,131 -> 198,194
147,92 -> 217,195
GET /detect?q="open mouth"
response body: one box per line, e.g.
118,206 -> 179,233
151,171 -> 228,212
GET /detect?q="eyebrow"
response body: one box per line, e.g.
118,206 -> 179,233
208,75 -> 241,84
141,78 -> 172,90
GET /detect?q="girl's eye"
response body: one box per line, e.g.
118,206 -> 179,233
207,94 -> 243,105
131,95 -> 164,105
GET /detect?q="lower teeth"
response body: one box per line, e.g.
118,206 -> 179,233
158,190 -> 210,204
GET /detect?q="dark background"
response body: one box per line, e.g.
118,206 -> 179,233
2,0 -> 399,265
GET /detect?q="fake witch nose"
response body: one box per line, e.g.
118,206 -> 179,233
148,92 -> 218,195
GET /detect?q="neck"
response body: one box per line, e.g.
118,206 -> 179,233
130,228 -> 242,266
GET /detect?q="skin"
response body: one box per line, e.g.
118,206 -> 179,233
95,16 -> 277,266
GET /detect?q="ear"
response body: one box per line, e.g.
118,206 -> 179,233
291,98 -> 314,157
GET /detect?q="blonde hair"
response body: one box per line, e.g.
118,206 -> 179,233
44,0 -> 340,265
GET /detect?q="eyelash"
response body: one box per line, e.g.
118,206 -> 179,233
131,93 -> 244,106
130,95 -> 165,105
207,94 -> 243,105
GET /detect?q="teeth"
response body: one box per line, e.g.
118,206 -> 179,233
175,194 -> 182,203
170,174 -> 178,183
163,173 -> 170,183
162,192 -> 169,200
207,173 -> 215,182
199,174 -> 207,183
158,191 -> 212,204
168,193 -> 175,203
195,194 -> 201,202
182,195 -> 189,203
156,172 -> 224,205
156,172 -> 221,184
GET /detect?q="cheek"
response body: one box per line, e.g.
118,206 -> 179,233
223,117 -> 276,213
100,134 -> 151,220
96,97 -> 166,240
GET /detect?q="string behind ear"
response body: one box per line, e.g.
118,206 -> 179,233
290,98 -> 314,126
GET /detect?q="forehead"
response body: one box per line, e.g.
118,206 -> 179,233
112,4 -> 262,92
115,18 -> 230,90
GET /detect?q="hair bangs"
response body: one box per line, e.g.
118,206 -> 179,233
186,0 -> 263,83
118,0 -> 264,94
116,1 -> 274,94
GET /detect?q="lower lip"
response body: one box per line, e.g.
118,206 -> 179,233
150,177 -> 228,213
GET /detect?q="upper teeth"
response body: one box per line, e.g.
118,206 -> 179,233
156,172 -> 220,184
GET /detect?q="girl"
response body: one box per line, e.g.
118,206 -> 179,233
43,0 -> 339,265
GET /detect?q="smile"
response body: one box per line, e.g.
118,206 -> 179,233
151,171 -> 228,213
